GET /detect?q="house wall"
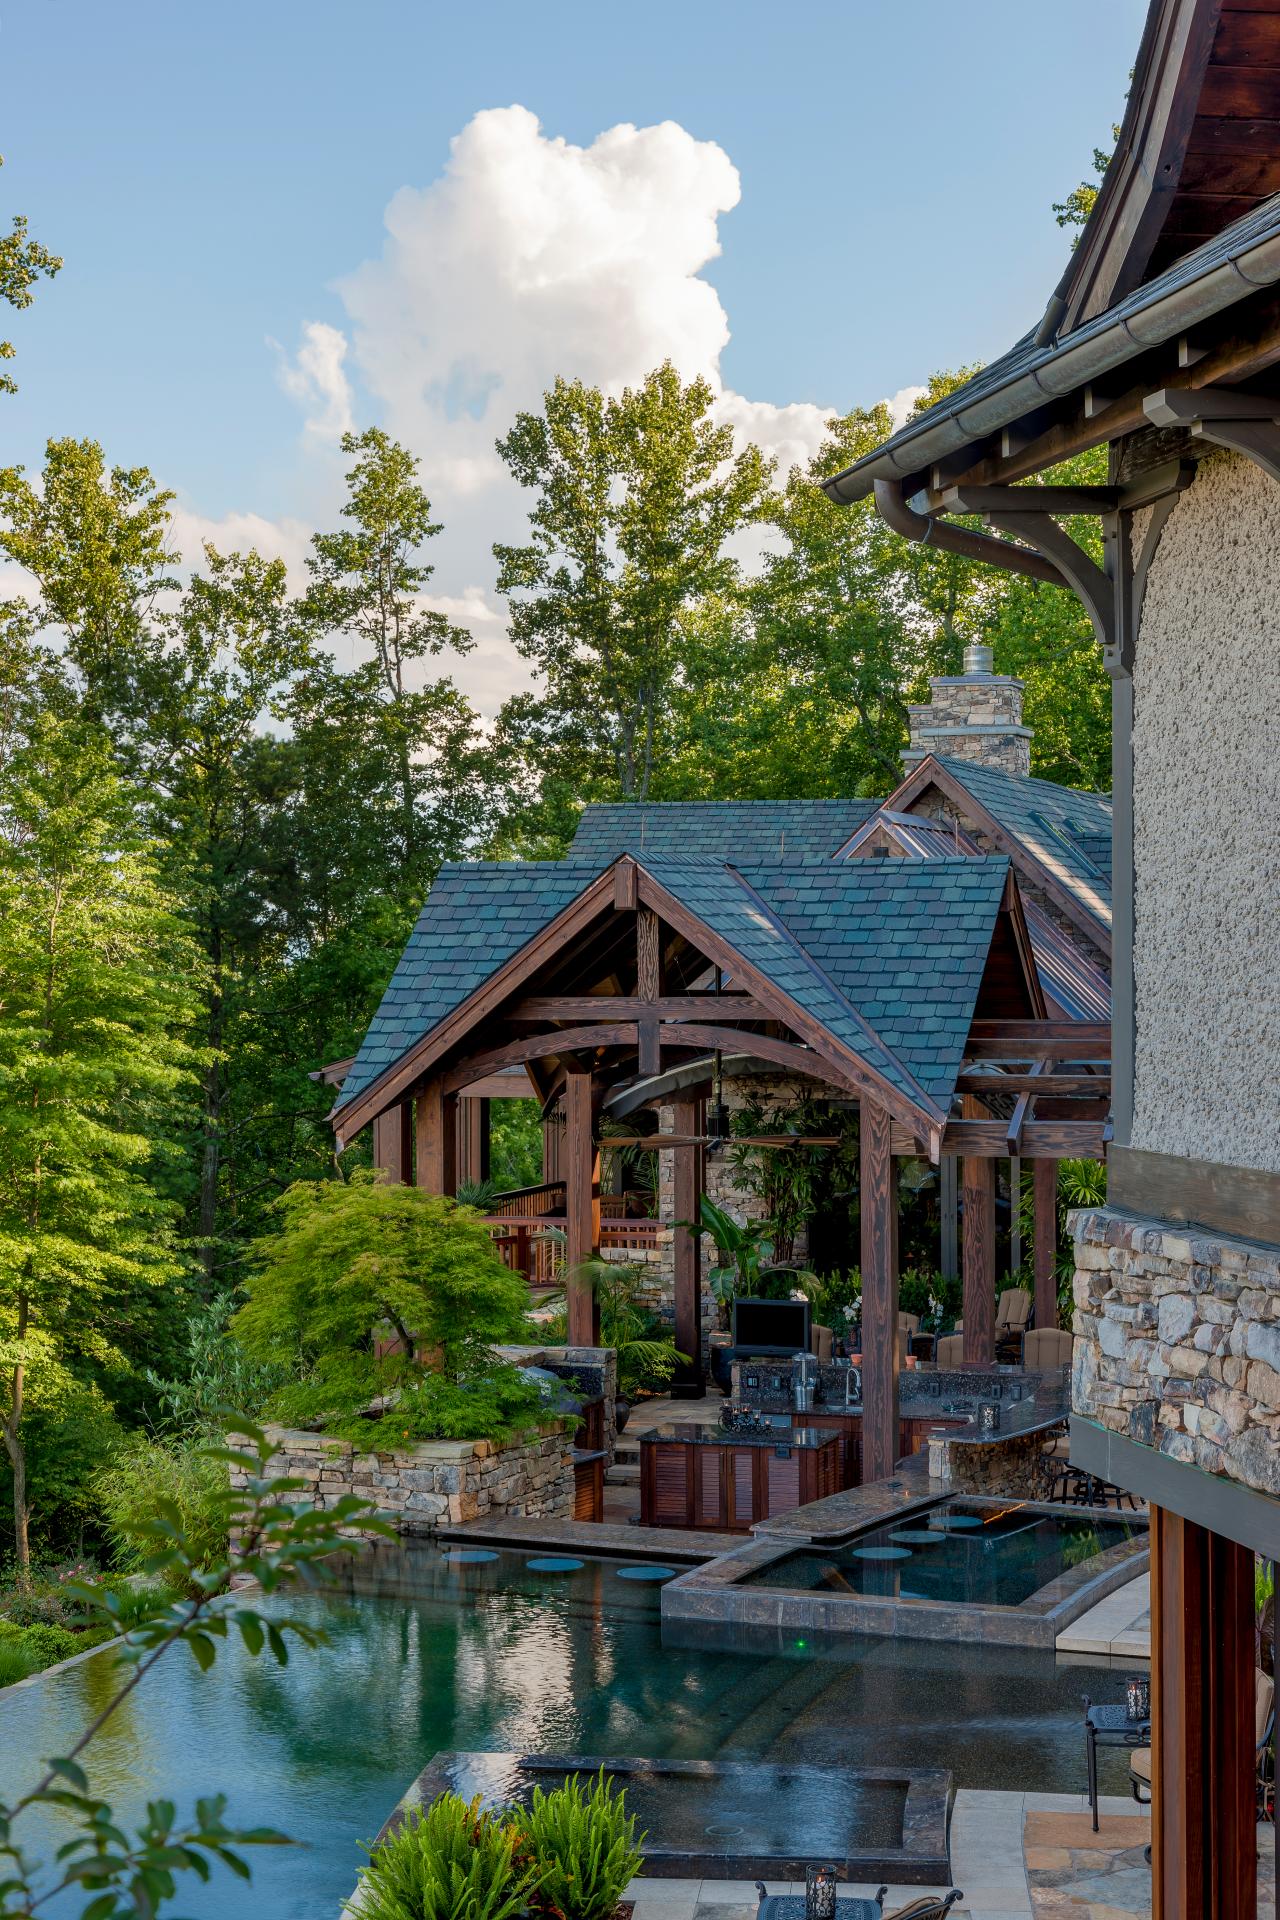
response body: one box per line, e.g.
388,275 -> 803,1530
1130,449 -> 1280,1175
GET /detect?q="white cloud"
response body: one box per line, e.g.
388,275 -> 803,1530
886,383 -> 927,430
169,504 -> 315,592
272,320 -> 354,445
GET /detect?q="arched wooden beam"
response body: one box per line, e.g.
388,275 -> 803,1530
654,1024 -> 864,1093
440,1023 -> 638,1096
985,510 -> 1117,655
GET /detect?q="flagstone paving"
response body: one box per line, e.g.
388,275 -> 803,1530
621,1792 -> 1274,1920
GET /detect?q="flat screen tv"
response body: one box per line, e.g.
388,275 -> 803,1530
732,1296 -> 811,1356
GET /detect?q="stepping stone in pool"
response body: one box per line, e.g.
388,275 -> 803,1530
526,1556 -> 584,1573
446,1549 -> 499,1564
891,1529 -> 947,1545
851,1545 -> 912,1561
615,1564 -> 676,1582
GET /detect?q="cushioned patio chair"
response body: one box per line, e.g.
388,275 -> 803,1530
936,1333 -> 964,1367
1023,1326 -> 1073,1369
1130,1669 -> 1276,1816
899,1310 -> 921,1337
881,1893 -> 965,1920
810,1322 -> 834,1362
994,1287 -> 1032,1362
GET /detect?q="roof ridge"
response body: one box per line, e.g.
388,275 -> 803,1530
723,863 -> 946,1121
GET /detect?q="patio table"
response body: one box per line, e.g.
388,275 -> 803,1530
755,1899 -> 883,1920
1083,1699 -> 1150,1830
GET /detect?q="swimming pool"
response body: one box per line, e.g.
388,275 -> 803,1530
743,1503 -> 1141,1606
0,1540 -> 1141,1919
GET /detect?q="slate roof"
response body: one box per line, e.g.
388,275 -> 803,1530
825,189 -> 1280,503
929,756 -> 1112,935
334,863 -> 604,1114
569,799 -> 876,865
729,858 -> 1011,1107
337,852 -> 1013,1123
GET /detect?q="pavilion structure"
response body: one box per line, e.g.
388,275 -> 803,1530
330,847 -> 1107,1484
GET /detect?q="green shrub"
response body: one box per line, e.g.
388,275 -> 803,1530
13,1622 -> 82,1667
94,1439 -> 229,1594
0,1382 -> 124,1563
357,1793 -> 537,1920
0,1638 -> 38,1689
516,1767 -> 645,1920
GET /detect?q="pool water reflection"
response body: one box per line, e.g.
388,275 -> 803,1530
0,1540 -> 1136,1920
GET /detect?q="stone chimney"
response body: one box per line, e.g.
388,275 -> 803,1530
904,642 -> 1031,778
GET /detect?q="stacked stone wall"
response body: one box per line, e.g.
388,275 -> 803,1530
905,673 -> 1032,778
927,1427 -> 1061,1501
230,1423 -> 575,1539
1070,1205 -> 1280,1498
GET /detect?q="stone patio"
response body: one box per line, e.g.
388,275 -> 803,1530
622,1792 -> 1275,1920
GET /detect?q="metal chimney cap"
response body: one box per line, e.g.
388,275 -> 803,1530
963,641 -> 994,675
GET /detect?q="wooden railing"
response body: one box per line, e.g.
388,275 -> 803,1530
483,1184 -> 662,1285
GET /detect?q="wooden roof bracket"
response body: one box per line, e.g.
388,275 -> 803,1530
984,510 -> 1117,657
872,479 -> 1071,589
1145,387 -> 1280,488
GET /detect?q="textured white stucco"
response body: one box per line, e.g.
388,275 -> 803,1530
1131,450 -> 1280,1172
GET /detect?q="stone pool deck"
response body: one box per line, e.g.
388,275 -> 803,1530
1054,1573 -> 1150,1663
623,1793 -> 1273,1920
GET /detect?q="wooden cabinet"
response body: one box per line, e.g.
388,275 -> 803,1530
641,1433 -> 840,1531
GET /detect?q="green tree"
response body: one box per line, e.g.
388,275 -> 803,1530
494,362 -> 773,809
0,718 -> 203,1574
234,1173 -> 538,1437
303,428 -> 489,902
0,438 -> 176,733
0,160 -> 61,396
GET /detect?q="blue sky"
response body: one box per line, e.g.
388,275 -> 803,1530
2,0 -> 1146,708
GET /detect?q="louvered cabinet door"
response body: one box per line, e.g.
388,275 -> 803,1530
694,1447 -> 725,1529
728,1448 -> 757,1530
644,1444 -> 693,1526
764,1447 -> 801,1518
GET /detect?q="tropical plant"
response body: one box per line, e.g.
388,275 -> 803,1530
695,1195 -> 776,1329
454,1177 -> 499,1210
726,1097 -> 855,1264
514,1766 -> 645,1920
355,1792 -> 539,1920
577,1262 -> 685,1398
0,1417 -> 382,1917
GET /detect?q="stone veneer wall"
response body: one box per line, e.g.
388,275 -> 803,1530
1071,1204 -> 1280,1498
1131,449 -> 1280,1172
927,1427 -> 1060,1501
231,1423 -> 575,1538
904,672 -> 1032,778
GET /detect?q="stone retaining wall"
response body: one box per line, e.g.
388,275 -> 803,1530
231,1422 -> 575,1538
1070,1204 -> 1280,1498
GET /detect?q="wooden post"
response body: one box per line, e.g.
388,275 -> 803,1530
962,1097 -> 996,1366
372,1101 -> 412,1184
458,1096 -> 490,1187
637,904 -> 662,1079
1032,1159 -> 1058,1329
860,1098 -> 898,1483
542,1112 -> 561,1183
1151,1505 -> 1256,1920
415,1083 -> 458,1195
671,1094 -> 703,1398
564,1069 -> 600,1345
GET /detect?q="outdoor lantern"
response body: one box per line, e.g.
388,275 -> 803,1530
979,1401 -> 1001,1433
1126,1676 -> 1150,1721
805,1865 -> 838,1920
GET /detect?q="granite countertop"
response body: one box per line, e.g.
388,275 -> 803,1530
726,1374 -> 1071,1446
639,1423 -> 842,1451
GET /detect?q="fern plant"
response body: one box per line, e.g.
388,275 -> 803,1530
356,1793 -> 538,1920
517,1766 -> 645,1920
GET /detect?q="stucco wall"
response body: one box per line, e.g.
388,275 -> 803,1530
1131,449 -> 1280,1173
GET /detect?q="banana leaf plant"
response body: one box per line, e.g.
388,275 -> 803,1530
695,1194 -> 776,1329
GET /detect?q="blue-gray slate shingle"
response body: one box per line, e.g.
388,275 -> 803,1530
569,799 -> 876,865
